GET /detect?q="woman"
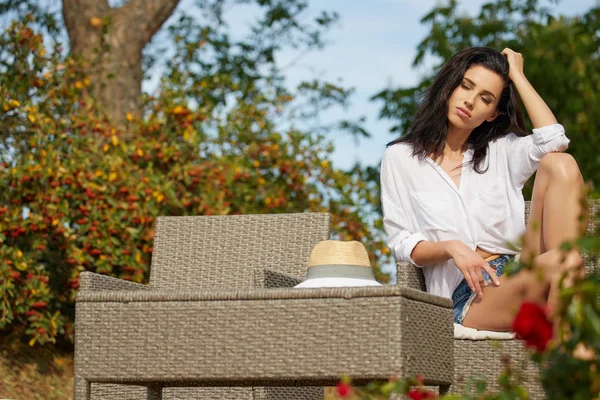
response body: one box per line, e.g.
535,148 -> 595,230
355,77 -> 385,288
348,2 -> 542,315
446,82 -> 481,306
381,47 -> 587,335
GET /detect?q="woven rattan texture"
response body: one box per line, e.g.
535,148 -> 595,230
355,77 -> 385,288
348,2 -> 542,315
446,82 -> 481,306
76,267 -> 304,299
75,289 -> 453,387
257,268 -> 303,288
88,384 -> 254,399
399,296 -> 454,385
453,340 -> 543,397
89,384 -> 148,399
77,286 -> 453,308
76,213 -> 331,400
149,213 -> 331,290
87,385 -> 324,400
86,384 -> 324,400
79,272 -> 152,291
252,387 -> 324,400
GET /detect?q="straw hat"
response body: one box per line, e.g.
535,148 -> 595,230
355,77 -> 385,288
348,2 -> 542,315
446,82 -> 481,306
307,240 -> 371,268
294,240 -> 382,288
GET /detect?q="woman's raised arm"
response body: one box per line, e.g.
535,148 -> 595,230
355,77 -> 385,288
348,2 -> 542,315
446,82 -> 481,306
502,48 -> 558,128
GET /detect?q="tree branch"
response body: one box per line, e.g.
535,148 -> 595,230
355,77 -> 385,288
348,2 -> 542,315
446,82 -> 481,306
119,0 -> 182,45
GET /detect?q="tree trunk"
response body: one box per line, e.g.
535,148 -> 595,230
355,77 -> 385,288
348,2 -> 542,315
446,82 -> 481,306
62,0 -> 181,124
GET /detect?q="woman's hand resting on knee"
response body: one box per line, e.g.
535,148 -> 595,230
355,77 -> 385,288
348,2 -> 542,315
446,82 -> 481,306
447,240 -> 500,298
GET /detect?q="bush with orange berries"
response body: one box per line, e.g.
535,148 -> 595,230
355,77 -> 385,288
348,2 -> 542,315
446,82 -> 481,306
0,19 -> 391,347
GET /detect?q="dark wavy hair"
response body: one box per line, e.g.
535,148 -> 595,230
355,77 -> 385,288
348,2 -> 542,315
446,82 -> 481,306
388,47 -> 525,173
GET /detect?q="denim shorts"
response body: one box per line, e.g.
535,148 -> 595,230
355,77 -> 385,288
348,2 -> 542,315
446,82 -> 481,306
452,255 -> 514,324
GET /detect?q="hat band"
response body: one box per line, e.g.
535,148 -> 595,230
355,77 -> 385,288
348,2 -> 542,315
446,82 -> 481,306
306,265 -> 376,281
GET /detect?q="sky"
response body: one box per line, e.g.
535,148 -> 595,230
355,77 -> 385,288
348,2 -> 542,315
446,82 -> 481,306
207,0 -> 597,171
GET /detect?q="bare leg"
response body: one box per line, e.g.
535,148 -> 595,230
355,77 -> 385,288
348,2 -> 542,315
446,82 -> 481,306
463,153 -> 588,331
525,153 -> 588,315
462,249 -> 581,330
521,153 -> 588,262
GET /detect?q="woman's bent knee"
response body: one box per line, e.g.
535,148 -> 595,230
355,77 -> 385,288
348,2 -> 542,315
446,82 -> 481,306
539,153 -> 581,181
536,248 -> 583,283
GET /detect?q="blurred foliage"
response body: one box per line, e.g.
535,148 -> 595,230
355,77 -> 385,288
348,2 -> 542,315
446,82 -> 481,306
0,10 -> 389,347
372,0 -> 600,198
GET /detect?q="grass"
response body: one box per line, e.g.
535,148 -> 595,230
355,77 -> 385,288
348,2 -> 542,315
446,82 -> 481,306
0,337 -> 73,400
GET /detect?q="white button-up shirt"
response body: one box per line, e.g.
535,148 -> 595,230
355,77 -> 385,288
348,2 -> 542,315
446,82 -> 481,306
381,124 -> 569,299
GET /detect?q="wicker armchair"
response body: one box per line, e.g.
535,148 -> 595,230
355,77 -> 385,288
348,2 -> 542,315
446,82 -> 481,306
74,212 -> 332,400
396,200 -> 599,399
75,212 -> 456,399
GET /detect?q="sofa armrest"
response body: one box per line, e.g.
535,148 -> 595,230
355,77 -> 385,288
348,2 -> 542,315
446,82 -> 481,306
75,285 -> 454,387
78,271 -> 152,292
76,285 -> 452,308
396,261 -> 427,291
254,268 -> 303,288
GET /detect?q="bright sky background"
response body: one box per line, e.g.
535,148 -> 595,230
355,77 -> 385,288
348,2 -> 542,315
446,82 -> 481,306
208,0 -> 596,171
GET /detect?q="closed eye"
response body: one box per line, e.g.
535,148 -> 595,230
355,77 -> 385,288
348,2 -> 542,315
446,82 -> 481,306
462,77 -> 498,103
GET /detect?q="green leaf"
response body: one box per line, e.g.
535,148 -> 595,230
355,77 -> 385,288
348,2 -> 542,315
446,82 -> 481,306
583,303 -> 600,337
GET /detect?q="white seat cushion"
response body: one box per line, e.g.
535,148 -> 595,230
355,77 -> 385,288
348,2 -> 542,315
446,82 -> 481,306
294,277 -> 383,288
454,323 -> 516,340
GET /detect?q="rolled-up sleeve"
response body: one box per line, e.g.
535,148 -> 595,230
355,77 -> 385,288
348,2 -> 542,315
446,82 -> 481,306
380,151 -> 427,266
504,124 -> 569,188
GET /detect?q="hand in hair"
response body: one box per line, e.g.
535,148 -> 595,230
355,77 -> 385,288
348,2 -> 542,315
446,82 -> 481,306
501,48 -> 525,82
446,240 -> 500,299
502,47 -> 558,128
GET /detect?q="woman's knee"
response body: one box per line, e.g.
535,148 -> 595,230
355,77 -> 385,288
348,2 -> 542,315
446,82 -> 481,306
537,248 -> 583,283
538,153 -> 581,182
505,270 -> 549,302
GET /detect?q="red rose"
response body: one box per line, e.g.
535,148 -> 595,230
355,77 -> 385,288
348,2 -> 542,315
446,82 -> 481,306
407,387 -> 437,400
512,302 -> 553,352
336,382 -> 351,397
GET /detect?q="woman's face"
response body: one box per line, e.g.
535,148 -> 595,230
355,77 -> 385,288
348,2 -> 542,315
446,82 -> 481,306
447,65 -> 504,131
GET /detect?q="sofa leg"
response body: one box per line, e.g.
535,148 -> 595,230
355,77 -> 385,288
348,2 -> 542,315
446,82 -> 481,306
439,384 -> 451,395
74,375 -> 91,400
147,386 -> 163,400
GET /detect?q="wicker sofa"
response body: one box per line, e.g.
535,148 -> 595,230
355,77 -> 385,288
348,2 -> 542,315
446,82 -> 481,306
74,212 -> 454,400
75,203 -> 596,399
74,212 -> 331,400
396,200 -> 598,398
